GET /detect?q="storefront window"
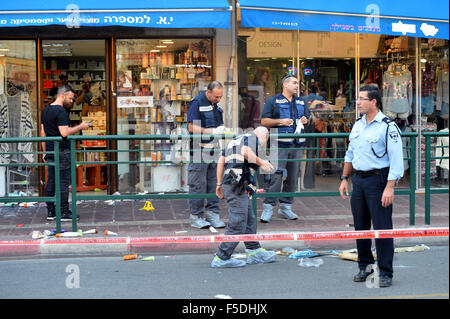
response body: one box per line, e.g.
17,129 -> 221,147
239,29 -> 356,191
0,40 -> 38,197
418,38 -> 449,188
115,39 -> 212,193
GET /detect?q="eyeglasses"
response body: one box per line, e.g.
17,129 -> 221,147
356,97 -> 372,101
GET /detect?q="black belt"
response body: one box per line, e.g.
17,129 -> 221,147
353,167 -> 388,178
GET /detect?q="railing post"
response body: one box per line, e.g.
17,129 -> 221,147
409,133 -> 416,226
70,139 -> 78,232
54,141 -> 61,234
424,134 -> 431,225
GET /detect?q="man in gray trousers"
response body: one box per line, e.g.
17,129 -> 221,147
211,126 -> 277,268
187,81 -> 227,229
260,75 -> 310,222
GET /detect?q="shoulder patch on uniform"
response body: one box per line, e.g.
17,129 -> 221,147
389,130 -> 400,142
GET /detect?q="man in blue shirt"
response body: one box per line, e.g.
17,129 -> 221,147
187,81 -> 226,229
260,75 -> 310,222
339,85 -> 403,288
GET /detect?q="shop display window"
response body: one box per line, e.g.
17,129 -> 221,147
115,39 -> 212,193
0,40 -> 38,197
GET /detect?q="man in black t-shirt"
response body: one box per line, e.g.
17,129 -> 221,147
41,85 -> 90,222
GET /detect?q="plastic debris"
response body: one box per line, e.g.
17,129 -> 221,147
81,228 -> 97,235
298,258 -> 324,268
142,201 -> 155,211
209,226 -> 218,233
104,200 -> 115,205
31,231 -> 45,239
16,224 -> 25,227
19,202 -> 37,207
104,230 -> 118,236
215,294 -> 232,299
56,230 -> 83,237
142,256 -> 155,261
51,228 -> 66,233
394,244 -> 430,253
175,230 -> 188,234
289,249 -> 339,259
123,254 -> 139,260
42,230 -> 56,236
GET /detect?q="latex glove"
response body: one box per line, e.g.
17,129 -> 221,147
295,119 -> 306,143
212,125 -> 225,135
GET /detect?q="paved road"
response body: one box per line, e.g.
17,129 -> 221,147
0,246 -> 448,301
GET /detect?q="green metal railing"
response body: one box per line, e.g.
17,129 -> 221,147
0,137 -> 63,232
424,131 -> 449,225
65,131 -> 420,231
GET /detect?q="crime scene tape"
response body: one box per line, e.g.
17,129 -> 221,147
0,227 -> 447,247
127,227 -> 449,245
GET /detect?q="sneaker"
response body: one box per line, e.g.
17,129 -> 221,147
210,256 -> 246,268
278,203 -> 298,220
190,214 -> 211,229
260,203 -> 274,223
61,211 -> 79,222
46,211 -> 56,221
246,248 -> 277,264
205,211 -> 226,228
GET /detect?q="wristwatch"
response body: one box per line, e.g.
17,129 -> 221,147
340,175 -> 348,181
216,183 -> 222,187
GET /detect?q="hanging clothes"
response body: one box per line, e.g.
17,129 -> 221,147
436,69 -> 449,119
0,91 -> 34,164
382,69 -> 412,119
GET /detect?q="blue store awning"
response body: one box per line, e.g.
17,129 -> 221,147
238,0 -> 449,39
0,1 -> 231,28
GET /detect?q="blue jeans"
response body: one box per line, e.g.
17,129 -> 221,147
45,149 -> 71,214
421,95 -> 434,115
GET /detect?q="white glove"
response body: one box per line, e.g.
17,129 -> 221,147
212,125 -> 225,135
295,120 -> 306,143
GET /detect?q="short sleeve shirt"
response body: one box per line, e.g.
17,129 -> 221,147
41,104 -> 70,151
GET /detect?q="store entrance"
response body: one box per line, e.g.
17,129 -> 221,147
41,39 -> 108,193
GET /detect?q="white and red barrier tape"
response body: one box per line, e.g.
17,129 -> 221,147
0,227 -> 447,247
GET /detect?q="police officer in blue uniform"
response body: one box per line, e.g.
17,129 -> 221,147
211,126 -> 277,268
260,75 -> 310,222
187,81 -> 226,229
339,85 -> 404,288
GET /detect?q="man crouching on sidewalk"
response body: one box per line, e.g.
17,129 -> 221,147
211,126 -> 277,268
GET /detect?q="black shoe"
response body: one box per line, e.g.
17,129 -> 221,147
61,211 -> 79,222
46,211 -> 56,221
379,275 -> 393,287
353,269 -> 374,282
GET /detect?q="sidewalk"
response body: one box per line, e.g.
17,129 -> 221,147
0,193 -> 448,257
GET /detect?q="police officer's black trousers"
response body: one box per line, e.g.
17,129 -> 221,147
350,173 -> 394,278
216,183 -> 260,260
